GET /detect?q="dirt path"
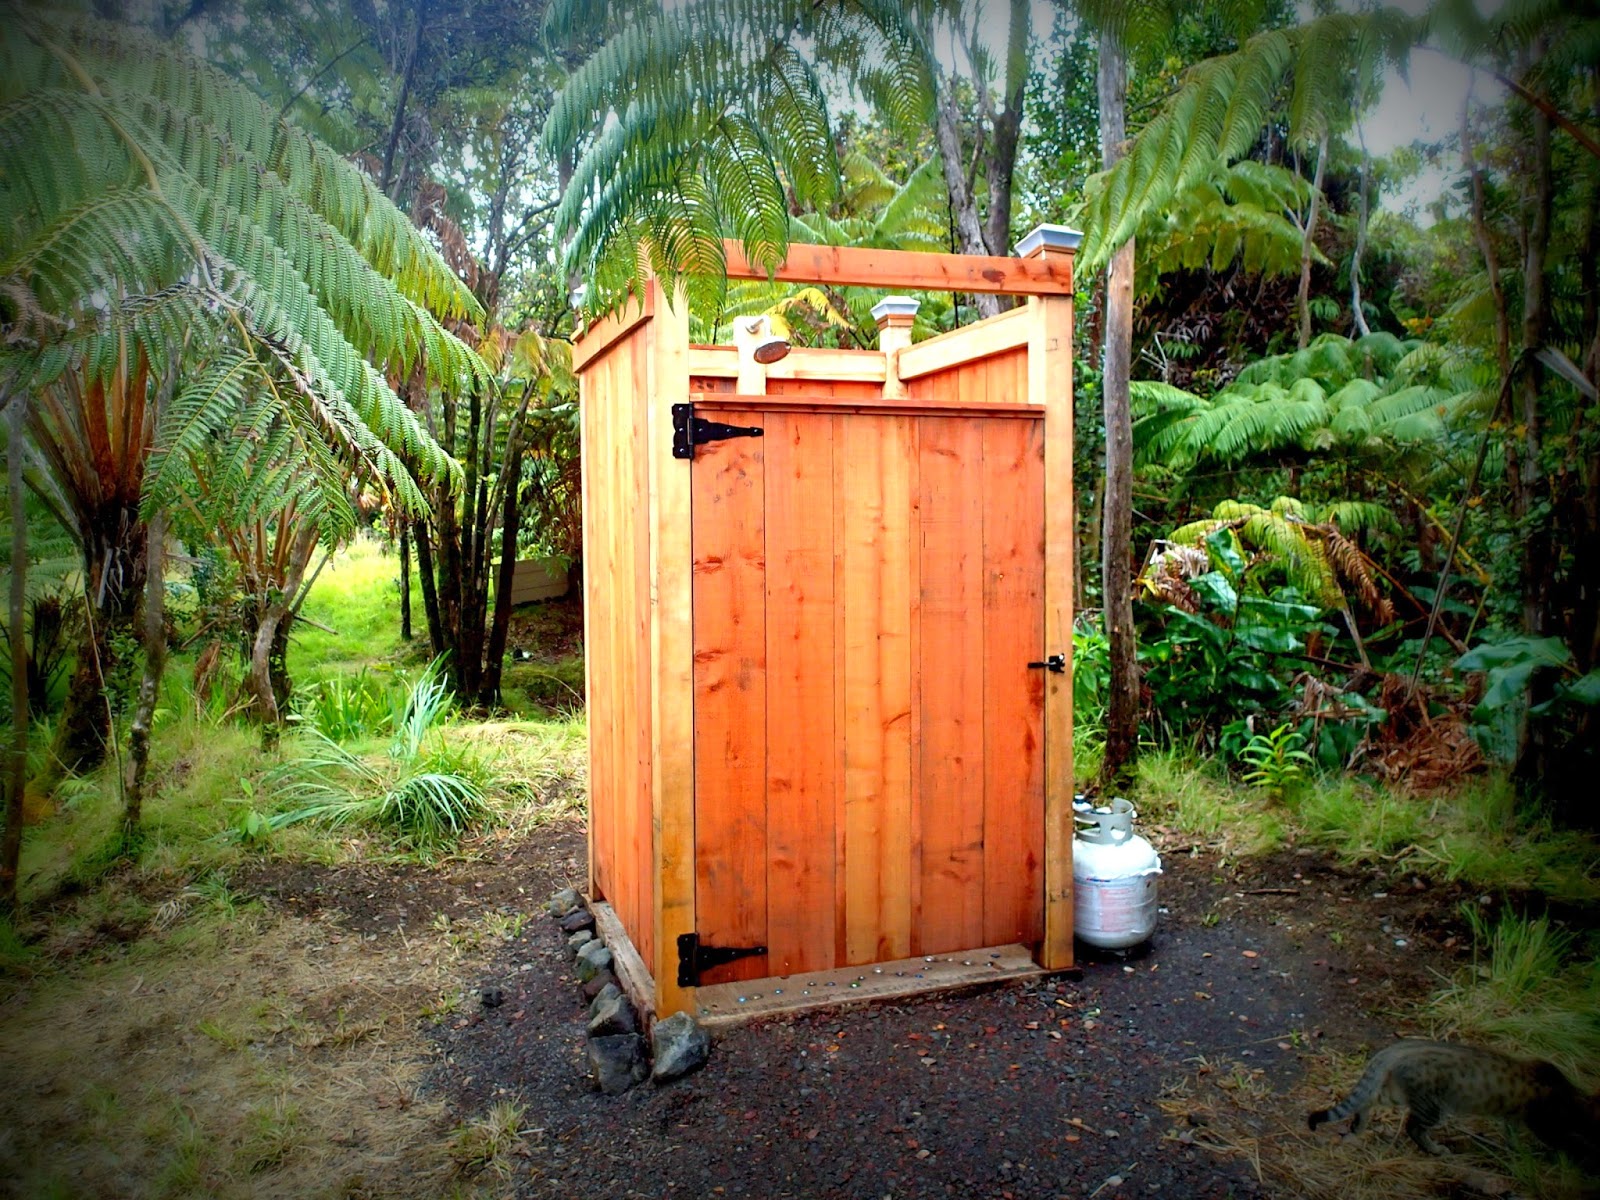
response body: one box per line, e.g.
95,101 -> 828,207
403,829 -> 1474,1199
6,821 -> 1496,1199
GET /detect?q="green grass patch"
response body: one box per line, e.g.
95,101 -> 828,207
292,535 -> 423,680
501,655 -> 585,714
1133,748 -> 1287,855
1289,775 -> 1600,906
1424,907 -> 1600,1089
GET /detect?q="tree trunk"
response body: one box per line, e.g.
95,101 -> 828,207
979,0 -> 1030,265
481,434 -> 524,708
1349,122 -> 1372,338
1296,131 -> 1329,351
399,525 -> 412,640
46,506 -> 145,785
932,95 -> 1002,319
1097,25 -> 1140,793
3,393 -> 28,915
121,504 -> 165,838
413,517 -> 444,655
379,2 -> 424,203
1511,54 -> 1555,794
244,523 -> 320,748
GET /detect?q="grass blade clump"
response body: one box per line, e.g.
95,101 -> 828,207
294,669 -> 391,742
269,659 -> 494,853
1425,907 -> 1600,1086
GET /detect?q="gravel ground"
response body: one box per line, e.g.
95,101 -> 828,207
245,820 -> 1474,1200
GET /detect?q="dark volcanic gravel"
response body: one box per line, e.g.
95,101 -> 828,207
375,833 -> 1472,1200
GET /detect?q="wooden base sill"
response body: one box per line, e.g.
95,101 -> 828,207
693,943 -> 1044,1028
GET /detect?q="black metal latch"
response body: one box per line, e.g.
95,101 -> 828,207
677,932 -> 766,987
672,403 -> 763,459
1027,653 -> 1066,673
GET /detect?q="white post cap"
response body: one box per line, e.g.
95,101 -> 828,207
1015,224 -> 1084,258
870,296 -> 921,324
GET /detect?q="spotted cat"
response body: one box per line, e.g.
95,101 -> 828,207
1308,1040 -> 1600,1164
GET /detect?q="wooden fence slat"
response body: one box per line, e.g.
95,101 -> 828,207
1033,291 -> 1076,970
761,412 -> 839,976
691,413 -> 770,984
572,289 -> 654,372
841,414 -> 915,965
650,281 -> 697,1016
914,409 -> 987,955
630,327 -> 656,973
896,307 -> 1032,381
982,415 -> 1047,949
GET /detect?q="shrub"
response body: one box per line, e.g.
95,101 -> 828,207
268,660 -> 495,853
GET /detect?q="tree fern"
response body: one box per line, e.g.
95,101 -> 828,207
1131,333 -> 1489,472
1077,7 -> 1420,269
0,9 -> 486,508
543,0 -> 1029,307
1168,497 -> 1396,620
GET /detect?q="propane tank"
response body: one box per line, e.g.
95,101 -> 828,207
1073,797 -> 1162,950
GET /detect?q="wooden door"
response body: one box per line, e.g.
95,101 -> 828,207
690,398 -> 1046,986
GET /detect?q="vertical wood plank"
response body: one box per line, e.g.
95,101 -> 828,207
630,329 -> 656,974
578,349 -> 602,899
691,409 -> 769,984
982,414 -> 1047,948
1032,292 -> 1076,968
831,415 -> 849,966
914,409 -> 986,955
841,414 -> 914,965
589,348 -> 617,905
606,345 -> 635,950
762,411 -> 838,976
650,281 -> 697,1016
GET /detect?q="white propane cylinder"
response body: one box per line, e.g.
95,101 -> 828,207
1073,797 -> 1163,949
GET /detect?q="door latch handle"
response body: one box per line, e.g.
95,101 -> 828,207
1027,654 -> 1066,674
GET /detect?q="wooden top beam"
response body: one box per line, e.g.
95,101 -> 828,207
572,288 -> 654,374
721,240 -> 1073,296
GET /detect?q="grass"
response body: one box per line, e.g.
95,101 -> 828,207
1132,748 -> 1288,856
448,1100 -> 530,1180
291,535 -> 423,680
1120,745 -> 1600,907
0,906 -> 463,1198
1423,907 -> 1600,1088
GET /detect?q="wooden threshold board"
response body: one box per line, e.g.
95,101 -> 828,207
694,944 -> 1043,1028
587,899 -> 656,1024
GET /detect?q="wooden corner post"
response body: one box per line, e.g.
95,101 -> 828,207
1020,225 -> 1080,971
647,276 -> 697,1018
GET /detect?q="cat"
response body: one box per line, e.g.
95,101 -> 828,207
1307,1039 -> 1600,1166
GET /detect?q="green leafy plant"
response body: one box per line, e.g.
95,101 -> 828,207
268,660 -> 495,853
1456,636 -> 1600,764
294,670 -> 393,742
1238,722 -> 1314,799
1138,529 -> 1328,746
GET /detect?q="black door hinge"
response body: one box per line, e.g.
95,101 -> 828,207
672,403 -> 764,459
677,932 -> 766,987
1027,653 -> 1066,674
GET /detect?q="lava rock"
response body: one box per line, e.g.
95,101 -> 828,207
576,940 -> 614,982
567,929 -> 595,953
588,1033 -> 648,1095
558,908 -> 596,935
651,1012 -> 711,1083
587,985 -> 638,1037
581,969 -> 619,1000
547,887 -> 581,918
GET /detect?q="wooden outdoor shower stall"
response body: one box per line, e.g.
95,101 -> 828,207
574,228 -> 1080,1024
